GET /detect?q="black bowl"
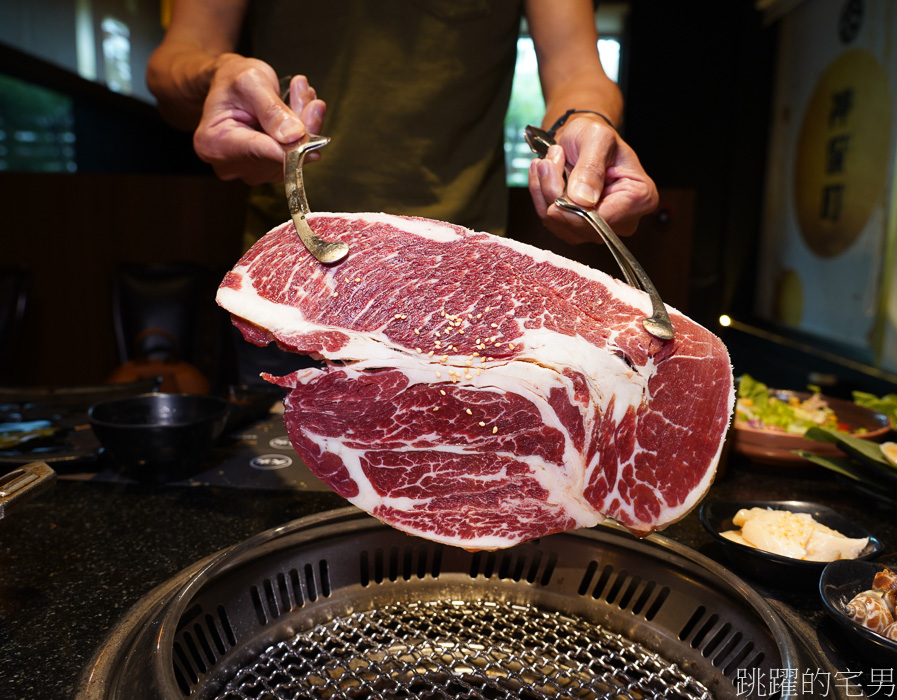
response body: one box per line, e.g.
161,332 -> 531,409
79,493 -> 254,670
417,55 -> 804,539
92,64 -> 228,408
820,559 -> 897,666
88,393 -> 230,482
223,385 -> 283,433
699,499 -> 883,589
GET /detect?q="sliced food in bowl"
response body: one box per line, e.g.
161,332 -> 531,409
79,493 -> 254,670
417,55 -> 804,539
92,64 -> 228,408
882,441 -> 897,466
700,499 -> 883,588
720,506 -> 869,562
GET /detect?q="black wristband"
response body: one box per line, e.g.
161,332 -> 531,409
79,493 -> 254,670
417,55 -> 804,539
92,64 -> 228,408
547,109 -> 615,137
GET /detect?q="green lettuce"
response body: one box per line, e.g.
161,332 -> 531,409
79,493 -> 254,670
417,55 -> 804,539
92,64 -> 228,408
852,391 -> 897,429
736,375 -> 837,434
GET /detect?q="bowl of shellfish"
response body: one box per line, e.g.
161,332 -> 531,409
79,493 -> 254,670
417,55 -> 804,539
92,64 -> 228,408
820,560 -> 897,665
699,499 -> 883,588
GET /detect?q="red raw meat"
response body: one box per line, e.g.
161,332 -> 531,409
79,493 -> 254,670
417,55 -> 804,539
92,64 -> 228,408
217,213 -> 734,549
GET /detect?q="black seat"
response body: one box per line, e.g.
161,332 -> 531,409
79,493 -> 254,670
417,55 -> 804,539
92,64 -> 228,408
110,262 -> 236,391
0,266 -> 31,385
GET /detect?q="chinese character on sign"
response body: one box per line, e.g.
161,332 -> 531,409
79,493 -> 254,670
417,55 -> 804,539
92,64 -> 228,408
736,668 -> 767,697
829,88 -> 854,126
825,134 -> 851,174
821,183 -> 845,221
836,670 -> 867,697
770,668 -> 799,695
818,88 -> 855,223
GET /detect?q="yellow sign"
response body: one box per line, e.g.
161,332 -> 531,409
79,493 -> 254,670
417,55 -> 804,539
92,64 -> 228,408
774,268 -> 804,326
794,49 -> 893,258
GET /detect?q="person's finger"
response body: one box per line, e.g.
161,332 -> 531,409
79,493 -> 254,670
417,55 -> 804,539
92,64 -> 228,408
194,119 -> 286,184
234,66 -> 306,144
528,158 -> 550,218
289,75 -> 326,162
544,204 -> 600,245
592,143 -> 659,236
564,134 -> 613,210
528,145 -> 567,214
288,75 -> 314,113
300,100 -> 326,135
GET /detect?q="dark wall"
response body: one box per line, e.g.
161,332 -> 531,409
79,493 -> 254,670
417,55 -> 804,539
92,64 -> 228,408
622,0 -> 777,328
618,1 -> 897,394
0,45 -> 245,388
3,172 -> 248,387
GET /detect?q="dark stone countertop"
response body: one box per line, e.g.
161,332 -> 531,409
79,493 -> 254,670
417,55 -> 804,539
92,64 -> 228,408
1,451 -> 895,700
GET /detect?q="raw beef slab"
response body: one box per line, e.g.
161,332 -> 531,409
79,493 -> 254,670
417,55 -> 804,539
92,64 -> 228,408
217,213 -> 734,550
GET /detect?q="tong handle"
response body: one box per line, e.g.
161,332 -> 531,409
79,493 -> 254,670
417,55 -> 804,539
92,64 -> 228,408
283,135 -> 349,265
524,125 -> 674,341
285,135 -> 329,217
0,461 -> 56,520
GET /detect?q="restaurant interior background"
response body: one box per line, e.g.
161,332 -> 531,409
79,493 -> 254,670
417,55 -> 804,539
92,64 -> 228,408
3,0 -> 897,402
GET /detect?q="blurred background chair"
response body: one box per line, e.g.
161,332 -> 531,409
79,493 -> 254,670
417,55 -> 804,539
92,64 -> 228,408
108,262 -> 236,393
0,266 -> 31,386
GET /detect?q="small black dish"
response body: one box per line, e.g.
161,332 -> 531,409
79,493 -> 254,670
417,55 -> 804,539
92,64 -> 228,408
820,559 -> 897,667
88,393 -> 230,483
699,499 -> 883,588
222,385 -> 283,434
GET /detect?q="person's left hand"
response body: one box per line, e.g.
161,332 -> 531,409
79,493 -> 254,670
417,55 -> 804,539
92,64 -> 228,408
528,115 -> 658,244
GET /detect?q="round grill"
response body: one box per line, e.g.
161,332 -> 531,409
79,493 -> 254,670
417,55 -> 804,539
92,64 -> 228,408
77,508 -> 802,700
218,599 -> 711,700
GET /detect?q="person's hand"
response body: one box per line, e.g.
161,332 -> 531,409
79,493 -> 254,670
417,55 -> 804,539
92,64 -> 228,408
528,115 -> 658,244
192,58 -> 326,185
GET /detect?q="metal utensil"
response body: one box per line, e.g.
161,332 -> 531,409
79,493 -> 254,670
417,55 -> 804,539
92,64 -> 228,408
284,135 -> 349,264
524,125 -> 674,341
0,461 -> 56,520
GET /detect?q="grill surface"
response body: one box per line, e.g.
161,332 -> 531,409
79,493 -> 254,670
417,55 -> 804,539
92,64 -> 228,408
77,507 -> 807,700
218,599 -> 712,700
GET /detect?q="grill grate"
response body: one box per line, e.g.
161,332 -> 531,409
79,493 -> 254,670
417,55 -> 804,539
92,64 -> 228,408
77,510 -> 804,700
217,599 -> 713,700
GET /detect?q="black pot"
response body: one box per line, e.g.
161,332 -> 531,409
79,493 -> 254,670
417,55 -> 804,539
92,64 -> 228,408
88,393 -> 230,483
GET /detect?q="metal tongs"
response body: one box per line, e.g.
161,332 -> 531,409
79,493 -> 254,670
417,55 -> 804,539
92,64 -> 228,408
284,135 -> 349,264
525,125 -> 674,341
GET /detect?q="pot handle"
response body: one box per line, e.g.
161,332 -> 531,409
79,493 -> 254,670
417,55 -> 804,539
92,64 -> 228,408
0,461 -> 57,520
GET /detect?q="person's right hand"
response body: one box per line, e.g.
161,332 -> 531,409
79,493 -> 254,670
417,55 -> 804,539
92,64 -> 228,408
528,115 -> 658,244
192,58 -> 326,185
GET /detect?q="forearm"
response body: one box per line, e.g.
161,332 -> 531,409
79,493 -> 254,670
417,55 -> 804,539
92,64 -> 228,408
541,73 -> 624,132
145,0 -> 248,130
525,0 -> 624,130
146,44 -> 232,130
525,0 -> 656,242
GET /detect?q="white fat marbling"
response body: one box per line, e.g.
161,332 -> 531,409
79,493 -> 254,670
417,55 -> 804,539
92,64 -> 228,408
311,212 -> 463,243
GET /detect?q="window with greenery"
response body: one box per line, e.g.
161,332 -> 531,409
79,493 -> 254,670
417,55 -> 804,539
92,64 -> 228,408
504,35 -> 621,186
0,75 -> 76,173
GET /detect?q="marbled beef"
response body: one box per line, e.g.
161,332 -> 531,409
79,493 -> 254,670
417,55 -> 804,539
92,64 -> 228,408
217,213 -> 734,550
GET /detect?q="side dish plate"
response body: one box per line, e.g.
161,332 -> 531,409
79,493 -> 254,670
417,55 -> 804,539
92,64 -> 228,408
699,499 -> 882,588
732,391 -> 890,466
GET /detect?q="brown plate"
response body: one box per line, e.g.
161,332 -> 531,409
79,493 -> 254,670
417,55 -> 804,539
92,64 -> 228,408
732,391 -> 891,466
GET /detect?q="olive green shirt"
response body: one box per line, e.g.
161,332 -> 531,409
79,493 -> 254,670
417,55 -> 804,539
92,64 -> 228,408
243,0 -> 524,242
